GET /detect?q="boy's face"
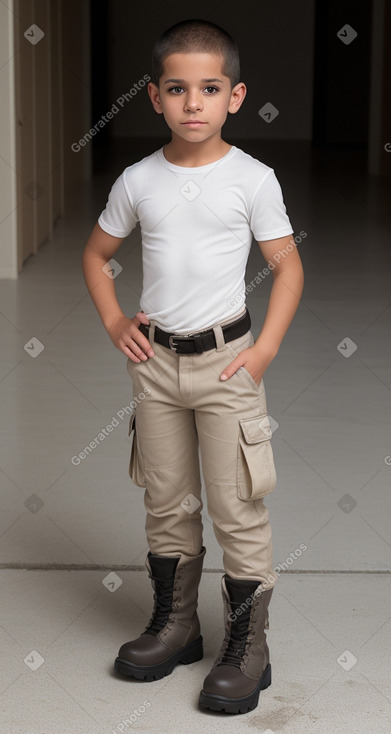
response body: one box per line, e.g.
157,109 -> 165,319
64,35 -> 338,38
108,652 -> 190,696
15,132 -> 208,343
148,52 -> 246,145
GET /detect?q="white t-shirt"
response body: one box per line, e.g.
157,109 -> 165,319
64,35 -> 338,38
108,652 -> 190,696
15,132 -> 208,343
98,145 -> 294,334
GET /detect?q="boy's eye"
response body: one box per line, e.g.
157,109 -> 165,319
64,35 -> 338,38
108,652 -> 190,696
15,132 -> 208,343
167,86 -> 220,94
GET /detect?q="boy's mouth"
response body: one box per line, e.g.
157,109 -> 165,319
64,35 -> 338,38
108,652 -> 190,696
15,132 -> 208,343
182,121 -> 207,126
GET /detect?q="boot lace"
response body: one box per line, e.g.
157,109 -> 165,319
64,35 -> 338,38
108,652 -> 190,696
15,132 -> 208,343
220,603 -> 252,667
144,573 -> 180,636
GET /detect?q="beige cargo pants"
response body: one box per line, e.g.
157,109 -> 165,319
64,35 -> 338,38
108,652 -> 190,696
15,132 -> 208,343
126,306 -> 278,588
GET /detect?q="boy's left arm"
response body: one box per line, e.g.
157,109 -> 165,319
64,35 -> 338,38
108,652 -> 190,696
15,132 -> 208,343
220,234 -> 304,385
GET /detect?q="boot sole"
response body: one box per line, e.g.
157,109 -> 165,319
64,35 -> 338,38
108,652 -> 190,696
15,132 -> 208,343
198,662 -> 271,714
114,635 -> 203,682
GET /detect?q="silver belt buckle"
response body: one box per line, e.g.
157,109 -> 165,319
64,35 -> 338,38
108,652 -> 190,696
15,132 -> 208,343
168,334 -> 181,351
168,332 -> 196,352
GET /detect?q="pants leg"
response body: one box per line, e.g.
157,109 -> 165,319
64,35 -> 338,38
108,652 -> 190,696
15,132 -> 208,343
126,322 -> 203,557
193,326 -> 278,588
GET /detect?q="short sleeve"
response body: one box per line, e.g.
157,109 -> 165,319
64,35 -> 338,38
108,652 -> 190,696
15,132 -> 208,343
249,169 -> 294,241
97,171 -> 138,238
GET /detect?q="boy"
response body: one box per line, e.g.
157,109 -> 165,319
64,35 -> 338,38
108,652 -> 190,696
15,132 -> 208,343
82,19 -> 304,715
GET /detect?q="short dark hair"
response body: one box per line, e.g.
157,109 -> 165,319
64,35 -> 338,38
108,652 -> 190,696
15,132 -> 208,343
151,19 -> 240,89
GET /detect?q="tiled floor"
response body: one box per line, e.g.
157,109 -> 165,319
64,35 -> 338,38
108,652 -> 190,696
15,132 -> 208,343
1,139 -> 391,732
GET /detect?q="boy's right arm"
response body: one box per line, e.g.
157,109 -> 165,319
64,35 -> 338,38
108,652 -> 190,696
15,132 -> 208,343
81,223 -> 154,362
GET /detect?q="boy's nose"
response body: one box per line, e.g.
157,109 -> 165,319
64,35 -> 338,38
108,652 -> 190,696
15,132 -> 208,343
184,95 -> 203,111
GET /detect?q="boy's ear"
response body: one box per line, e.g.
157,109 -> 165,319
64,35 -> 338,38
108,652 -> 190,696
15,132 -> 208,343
147,82 -> 164,114
227,82 -> 247,115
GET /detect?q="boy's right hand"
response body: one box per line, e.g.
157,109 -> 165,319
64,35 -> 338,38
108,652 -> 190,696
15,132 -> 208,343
107,311 -> 155,362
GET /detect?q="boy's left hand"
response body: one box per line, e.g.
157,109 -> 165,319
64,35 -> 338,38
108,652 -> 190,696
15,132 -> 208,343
220,345 -> 272,386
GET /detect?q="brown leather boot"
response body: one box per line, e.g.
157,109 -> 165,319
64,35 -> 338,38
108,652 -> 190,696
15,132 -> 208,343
114,546 -> 206,681
199,575 -> 273,713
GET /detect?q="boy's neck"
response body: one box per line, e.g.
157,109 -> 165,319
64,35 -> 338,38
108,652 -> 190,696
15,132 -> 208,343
163,136 -> 232,167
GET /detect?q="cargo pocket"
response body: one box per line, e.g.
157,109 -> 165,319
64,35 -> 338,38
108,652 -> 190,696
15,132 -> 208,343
237,414 -> 276,500
128,409 -> 146,487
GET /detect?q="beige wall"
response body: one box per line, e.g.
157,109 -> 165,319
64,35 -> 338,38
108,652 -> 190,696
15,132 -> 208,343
0,0 -> 18,279
0,0 -> 91,279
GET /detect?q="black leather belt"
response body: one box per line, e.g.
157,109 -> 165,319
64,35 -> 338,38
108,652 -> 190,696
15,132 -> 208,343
139,308 -> 251,354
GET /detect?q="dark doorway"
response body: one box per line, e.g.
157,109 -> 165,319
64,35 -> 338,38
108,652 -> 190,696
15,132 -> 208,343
312,0 -> 372,147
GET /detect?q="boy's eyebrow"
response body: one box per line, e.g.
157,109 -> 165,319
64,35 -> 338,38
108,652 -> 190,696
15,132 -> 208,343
163,78 -> 224,84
